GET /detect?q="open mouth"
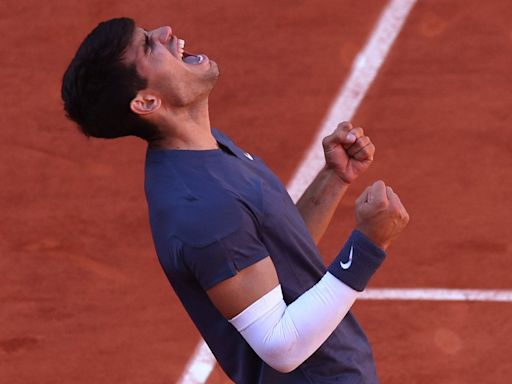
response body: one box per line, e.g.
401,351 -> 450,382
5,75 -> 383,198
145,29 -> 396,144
183,52 -> 205,64
178,38 -> 205,65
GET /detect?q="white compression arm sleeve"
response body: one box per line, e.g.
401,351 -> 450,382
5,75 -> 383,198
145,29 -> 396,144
228,272 -> 359,373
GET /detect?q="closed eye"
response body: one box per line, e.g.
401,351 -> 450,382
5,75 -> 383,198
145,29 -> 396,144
143,33 -> 151,55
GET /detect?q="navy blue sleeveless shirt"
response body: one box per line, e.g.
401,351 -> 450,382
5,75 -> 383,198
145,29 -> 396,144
144,129 -> 379,383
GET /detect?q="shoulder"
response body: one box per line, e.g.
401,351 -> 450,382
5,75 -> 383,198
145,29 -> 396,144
173,192 -> 260,248
148,178 -> 260,249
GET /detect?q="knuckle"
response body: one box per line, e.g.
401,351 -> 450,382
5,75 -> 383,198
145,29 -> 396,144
355,137 -> 368,147
374,179 -> 386,189
351,127 -> 363,137
397,208 -> 408,221
338,121 -> 351,131
360,149 -> 374,160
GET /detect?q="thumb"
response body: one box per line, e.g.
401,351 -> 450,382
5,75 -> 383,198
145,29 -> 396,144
322,130 -> 357,150
336,121 -> 356,144
367,180 -> 388,207
345,132 -> 357,144
323,122 -> 356,150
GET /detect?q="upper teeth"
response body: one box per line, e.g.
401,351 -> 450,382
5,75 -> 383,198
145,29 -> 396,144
178,39 -> 185,58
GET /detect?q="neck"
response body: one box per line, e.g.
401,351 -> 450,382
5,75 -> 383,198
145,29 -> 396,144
147,98 -> 217,150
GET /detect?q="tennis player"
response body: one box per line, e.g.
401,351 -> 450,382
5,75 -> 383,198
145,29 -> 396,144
62,18 -> 409,383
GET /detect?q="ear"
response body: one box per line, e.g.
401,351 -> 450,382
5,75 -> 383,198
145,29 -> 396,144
130,92 -> 162,115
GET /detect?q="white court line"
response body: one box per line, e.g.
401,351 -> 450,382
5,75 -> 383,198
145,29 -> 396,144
177,1 -> 418,382
288,0 -> 417,202
361,289 -> 512,302
176,341 -> 216,384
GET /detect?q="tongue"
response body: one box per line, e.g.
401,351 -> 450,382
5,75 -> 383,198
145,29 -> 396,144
183,54 -> 202,64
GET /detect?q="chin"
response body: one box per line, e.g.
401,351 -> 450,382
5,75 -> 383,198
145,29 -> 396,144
208,60 -> 220,79
204,63 -> 220,88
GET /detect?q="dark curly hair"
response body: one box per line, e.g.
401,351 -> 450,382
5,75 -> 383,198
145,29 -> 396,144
61,17 -> 158,140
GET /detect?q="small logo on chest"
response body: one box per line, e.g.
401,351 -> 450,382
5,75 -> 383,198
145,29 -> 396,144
243,152 -> 254,160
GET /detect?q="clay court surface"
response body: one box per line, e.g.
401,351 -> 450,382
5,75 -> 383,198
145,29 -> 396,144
1,0 -> 512,383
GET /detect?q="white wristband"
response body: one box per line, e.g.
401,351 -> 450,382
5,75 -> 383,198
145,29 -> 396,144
229,272 -> 359,373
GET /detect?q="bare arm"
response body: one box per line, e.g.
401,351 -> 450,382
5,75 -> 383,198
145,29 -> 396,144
207,256 -> 279,319
296,122 -> 376,244
296,167 -> 349,244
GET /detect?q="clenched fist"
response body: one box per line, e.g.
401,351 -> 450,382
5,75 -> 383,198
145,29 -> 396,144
323,121 -> 375,184
355,180 -> 409,250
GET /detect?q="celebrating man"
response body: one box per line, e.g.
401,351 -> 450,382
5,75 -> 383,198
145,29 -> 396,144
62,17 -> 409,383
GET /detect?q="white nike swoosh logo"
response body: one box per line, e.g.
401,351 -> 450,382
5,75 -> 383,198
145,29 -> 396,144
243,152 -> 254,160
340,245 -> 353,270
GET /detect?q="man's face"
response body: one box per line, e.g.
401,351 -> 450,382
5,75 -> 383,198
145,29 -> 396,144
124,25 -> 219,108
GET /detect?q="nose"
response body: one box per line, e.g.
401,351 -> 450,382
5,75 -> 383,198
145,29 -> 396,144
150,26 -> 173,44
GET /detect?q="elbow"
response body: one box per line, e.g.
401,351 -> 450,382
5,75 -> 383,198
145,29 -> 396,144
265,356 -> 301,373
270,361 -> 300,374
259,343 -> 303,373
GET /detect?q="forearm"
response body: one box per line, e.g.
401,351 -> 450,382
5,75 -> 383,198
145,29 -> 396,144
296,166 -> 349,244
231,274 -> 358,373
